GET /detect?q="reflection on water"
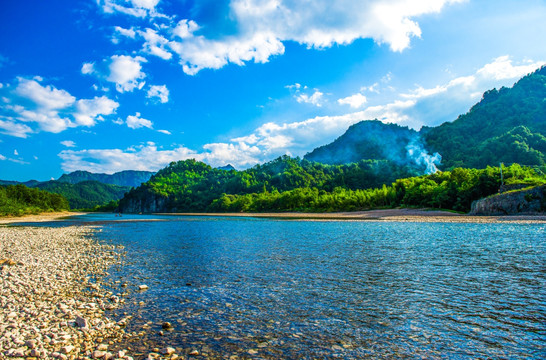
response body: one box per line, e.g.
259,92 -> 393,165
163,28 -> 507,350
40,215 -> 546,358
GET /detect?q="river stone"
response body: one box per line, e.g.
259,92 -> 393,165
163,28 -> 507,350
138,284 -> 149,290
161,322 -> 173,329
61,345 -> 75,354
75,316 -> 88,328
93,350 -> 106,358
160,347 -> 175,355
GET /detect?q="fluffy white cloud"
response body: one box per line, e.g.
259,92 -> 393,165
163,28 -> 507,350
74,96 -> 119,126
107,55 -> 147,92
126,112 -> 153,129
0,118 -> 33,138
157,129 -> 171,135
140,28 -> 172,60
81,63 -> 95,75
338,93 -> 368,108
476,55 -> 544,81
147,84 -> 169,103
59,143 -> 199,173
169,30 -> 285,75
295,90 -> 324,107
101,0 -> 464,75
61,140 -> 76,148
112,26 -> 137,44
0,153 -> 5,160
0,77 -> 119,136
15,78 -> 75,109
99,0 -> 161,18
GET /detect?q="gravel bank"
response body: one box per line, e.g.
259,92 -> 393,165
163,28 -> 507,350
0,226 -> 135,359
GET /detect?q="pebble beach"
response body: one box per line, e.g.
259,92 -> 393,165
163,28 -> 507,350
0,225 -> 143,360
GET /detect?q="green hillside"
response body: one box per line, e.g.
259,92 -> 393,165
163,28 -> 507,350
57,170 -> 154,188
36,180 -> 130,209
422,65 -> 546,168
118,157 -> 418,213
0,184 -> 69,216
304,120 -> 419,165
303,66 -> 546,172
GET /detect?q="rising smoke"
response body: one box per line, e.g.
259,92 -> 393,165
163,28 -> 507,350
406,138 -> 442,174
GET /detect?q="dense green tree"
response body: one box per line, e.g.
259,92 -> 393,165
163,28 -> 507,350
0,184 -> 69,216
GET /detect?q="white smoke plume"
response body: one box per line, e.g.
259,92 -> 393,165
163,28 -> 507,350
406,139 -> 442,174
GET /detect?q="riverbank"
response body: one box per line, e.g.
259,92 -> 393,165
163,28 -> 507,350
157,208 -> 546,223
0,211 -> 87,225
0,226 -> 135,359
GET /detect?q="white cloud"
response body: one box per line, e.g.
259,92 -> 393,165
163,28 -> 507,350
147,84 -> 169,103
13,149 -> 19,156
173,19 -> 199,39
74,96 -> 119,126
81,62 -> 95,75
157,129 -> 171,135
0,154 -> 5,160
295,90 -> 324,107
107,55 -> 147,92
101,0 -> 464,75
337,93 -> 368,108
15,78 -> 75,109
61,140 -> 76,148
140,28 -> 172,60
112,26 -> 137,44
126,112 -> 153,129
476,55 -> 544,81
59,143 -> 199,174
99,0 -> 162,18
0,118 -> 33,138
169,30 -> 285,75
131,0 -> 159,10
0,77 -> 119,136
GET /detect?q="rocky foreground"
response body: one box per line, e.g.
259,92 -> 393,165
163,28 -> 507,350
0,226 -> 137,359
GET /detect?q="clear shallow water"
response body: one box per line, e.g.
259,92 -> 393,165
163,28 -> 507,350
16,214 -> 546,358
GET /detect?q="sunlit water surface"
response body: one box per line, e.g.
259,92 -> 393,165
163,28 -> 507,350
19,214 -> 546,358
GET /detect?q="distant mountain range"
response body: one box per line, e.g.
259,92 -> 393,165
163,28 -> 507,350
0,170 -> 153,209
57,170 -> 154,187
305,66 -> 546,170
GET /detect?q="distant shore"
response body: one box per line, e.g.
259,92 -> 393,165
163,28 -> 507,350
157,208 -> 546,223
0,211 -> 87,225
2,209 -> 545,225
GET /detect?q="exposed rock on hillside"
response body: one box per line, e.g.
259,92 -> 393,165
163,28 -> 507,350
470,185 -> 545,215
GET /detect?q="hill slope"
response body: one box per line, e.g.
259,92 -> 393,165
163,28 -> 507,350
36,181 -> 130,209
305,120 -> 417,164
57,170 -> 154,188
304,66 -> 546,171
422,65 -> 546,168
118,157 -> 418,213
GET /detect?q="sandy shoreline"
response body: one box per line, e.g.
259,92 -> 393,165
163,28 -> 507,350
0,212 -> 87,225
2,209 -> 545,225
157,208 -> 546,223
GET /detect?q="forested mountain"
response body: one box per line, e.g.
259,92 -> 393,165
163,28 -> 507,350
304,120 -> 419,165
304,66 -> 546,171
118,157 -> 418,213
423,65 -> 546,168
0,184 -> 69,216
0,179 -> 42,187
35,180 -> 130,209
57,170 -> 154,187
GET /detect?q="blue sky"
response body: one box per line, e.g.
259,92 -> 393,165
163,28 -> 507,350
1,0 -> 545,181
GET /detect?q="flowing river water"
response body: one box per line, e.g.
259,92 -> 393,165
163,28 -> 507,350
23,214 -> 546,358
